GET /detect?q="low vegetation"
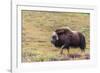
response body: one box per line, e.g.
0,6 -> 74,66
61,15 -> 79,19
22,10 -> 90,62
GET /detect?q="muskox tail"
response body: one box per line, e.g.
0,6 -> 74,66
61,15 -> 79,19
79,33 -> 86,51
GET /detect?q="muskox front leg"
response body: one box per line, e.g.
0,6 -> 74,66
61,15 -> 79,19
60,44 -> 70,55
67,48 -> 70,55
60,45 -> 65,55
60,48 -> 63,55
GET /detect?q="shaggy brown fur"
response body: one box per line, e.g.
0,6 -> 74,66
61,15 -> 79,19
51,27 -> 86,54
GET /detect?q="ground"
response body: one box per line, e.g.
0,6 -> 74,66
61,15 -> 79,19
21,10 -> 90,62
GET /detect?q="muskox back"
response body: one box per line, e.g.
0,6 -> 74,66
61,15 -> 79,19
51,27 -> 86,53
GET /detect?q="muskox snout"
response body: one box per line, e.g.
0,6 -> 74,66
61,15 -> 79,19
51,35 -> 57,44
51,32 -> 59,44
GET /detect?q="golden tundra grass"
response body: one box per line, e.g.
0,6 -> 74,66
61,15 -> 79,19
22,10 -> 90,62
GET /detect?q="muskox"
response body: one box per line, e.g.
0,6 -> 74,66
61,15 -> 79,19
51,27 -> 86,54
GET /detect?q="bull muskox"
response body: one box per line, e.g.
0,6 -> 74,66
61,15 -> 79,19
51,27 -> 86,54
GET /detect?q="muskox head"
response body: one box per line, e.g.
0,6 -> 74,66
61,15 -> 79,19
51,27 -> 72,47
